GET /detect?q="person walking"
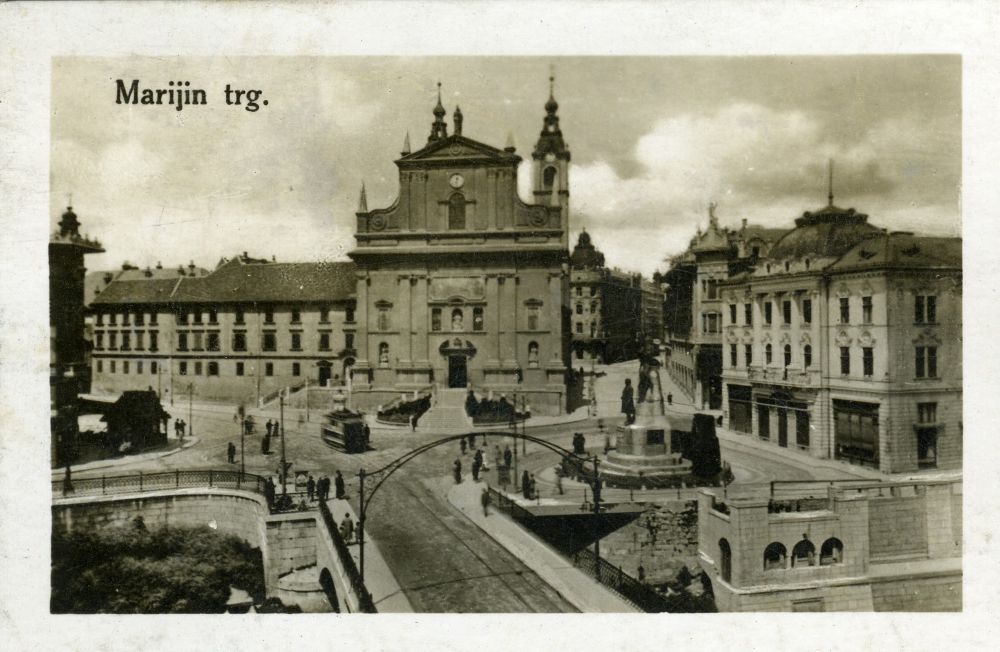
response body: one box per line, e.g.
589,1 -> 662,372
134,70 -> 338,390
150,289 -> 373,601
504,445 -> 512,469
334,470 -> 346,499
481,487 -> 491,517
264,477 -> 276,510
621,378 -> 635,425
528,473 -> 537,500
556,470 -> 564,495
306,475 -> 316,501
460,436 -> 467,455
227,442 -> 236,464
521,470 -> 530,499
667,393 -> 673,406
453,458 -> 463,484
472,458 -> 481,482
340,514 -> 354,543
266,419 -> 273,437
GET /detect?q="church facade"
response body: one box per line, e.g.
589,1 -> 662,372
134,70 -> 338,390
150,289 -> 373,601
349,82 -> 572,415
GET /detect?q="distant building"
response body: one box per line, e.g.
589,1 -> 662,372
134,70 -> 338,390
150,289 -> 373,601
660,205 -> 785,409
89,254 -> 357,406
50,206 -> 104,466
349,81 -> 571,414
720,197 -> 962,473
567,231 -> 665,366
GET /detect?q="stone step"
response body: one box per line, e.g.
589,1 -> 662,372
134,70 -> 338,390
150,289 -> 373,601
418,405 -> 471,432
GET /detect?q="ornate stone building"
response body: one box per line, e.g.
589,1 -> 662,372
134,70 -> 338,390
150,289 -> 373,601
720,195 -> 962,473
349,82 -> 572,414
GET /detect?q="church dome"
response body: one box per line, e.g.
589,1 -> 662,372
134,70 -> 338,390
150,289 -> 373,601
768,204 -> 882,260
545,94 -> 559,114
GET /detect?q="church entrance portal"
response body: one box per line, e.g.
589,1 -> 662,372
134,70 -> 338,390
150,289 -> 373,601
448,355 -> 468,388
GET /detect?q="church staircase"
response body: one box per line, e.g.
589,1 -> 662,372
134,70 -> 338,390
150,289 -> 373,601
417,388 -> 473,433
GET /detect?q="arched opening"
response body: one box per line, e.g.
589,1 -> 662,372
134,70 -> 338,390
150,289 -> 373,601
378,342 -> 389,368
763,542 -> 787,570
792,538 -> 816,567
718,538 -> 732,582
528,341 -> 539,368
820,537 -> 843,565
448,193 -> 466,230
451,308 -> 464,332
543,166 -> 557,191
318,567 -> 341,613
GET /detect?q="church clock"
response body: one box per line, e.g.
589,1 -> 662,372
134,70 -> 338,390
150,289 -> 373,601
449,173 -> 464,189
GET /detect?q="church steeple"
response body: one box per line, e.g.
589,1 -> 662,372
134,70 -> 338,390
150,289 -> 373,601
428,82 -> 449,143
533,72 -> 568,160
357,182 -> 368,213
532,71 -> 570,214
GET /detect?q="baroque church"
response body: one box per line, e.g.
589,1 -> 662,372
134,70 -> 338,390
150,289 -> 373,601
349,79 -> 573,415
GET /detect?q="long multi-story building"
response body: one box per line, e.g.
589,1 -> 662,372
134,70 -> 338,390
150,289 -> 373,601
568,231 -> 659,365
89,254 -> 357,406
720,197 -> 962,473
660,206 -> 785,409
50,206 -> 104,465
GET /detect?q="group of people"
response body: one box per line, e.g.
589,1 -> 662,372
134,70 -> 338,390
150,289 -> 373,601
173,419 -> 188,440
520,469 -> 538,500
305,471 -> 347,502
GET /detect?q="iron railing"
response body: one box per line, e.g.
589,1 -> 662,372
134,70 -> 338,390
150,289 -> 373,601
317,500 -> 376,613
487,486 -> 534,522
53,469 -> 313,514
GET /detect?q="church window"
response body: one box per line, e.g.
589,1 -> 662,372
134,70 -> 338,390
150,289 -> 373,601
431,308 -> 442,332
451,308 -> 464,332
378,342 -> 390,368
543,166 -> 557,191
473,307 -> 484,331
448,193 -> 466,229
377,306 -> 391,331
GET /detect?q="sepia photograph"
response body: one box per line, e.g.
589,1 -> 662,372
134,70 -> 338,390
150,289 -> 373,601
2,2 -> 999,650
47,54 -> 961,614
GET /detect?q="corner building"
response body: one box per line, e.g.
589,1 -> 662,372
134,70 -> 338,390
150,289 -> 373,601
349,84 -> 571,415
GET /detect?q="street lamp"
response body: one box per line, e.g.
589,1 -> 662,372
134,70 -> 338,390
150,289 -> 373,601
187,382 -> 194,437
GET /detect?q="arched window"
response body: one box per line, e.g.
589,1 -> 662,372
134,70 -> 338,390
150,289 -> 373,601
763,542 -> 787,570
783,344 -> 792,367
451,308 -> 464,332
448,193 -> 466,230
719,538 -> 732,582
543,166 -> 557,191
378,342 -> 389,368
765,343 -> 773,365
528,341 -> 539,368
820,538 -> 843,565
803,344 -> 813,368
792,538 -> 816,567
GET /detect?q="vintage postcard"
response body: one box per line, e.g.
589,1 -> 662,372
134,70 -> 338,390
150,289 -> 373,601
2,2 -> 998,651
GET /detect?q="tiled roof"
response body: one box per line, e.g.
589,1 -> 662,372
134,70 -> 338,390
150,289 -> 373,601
828,233 -> 962,272
92,258 -> 357,305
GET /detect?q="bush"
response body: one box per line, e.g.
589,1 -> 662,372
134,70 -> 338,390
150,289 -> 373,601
51,523 -> 264,614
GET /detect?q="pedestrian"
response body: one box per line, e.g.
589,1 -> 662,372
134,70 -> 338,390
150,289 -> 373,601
529,473 -> 537,500
638,564 -> 646,583
227,442 -> 236,464
521,470 -> 530,499
460,436 -> 467,455
621,378 -> 635,424
472,459 -> 480,482
264,477 -> 275,510
334,470 -> 346,499
481,487 -> 491,517
667,393 -> 673,406
266,419 -> 273,437
307,474 -> 316,501
504,445 -> 512,469
453,458 -> 463,484
340,514 -> 355,543
317,476 -> 327,501
233,412 -> 239,424
409,413 -> 416,431
261,433 -> 269,454
556,470 -> 563,495
479,448 -> 489,471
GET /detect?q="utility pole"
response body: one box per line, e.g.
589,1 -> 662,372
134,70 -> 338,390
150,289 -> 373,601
358,469 -> 366,582
592,455 -> 603,579
279,389 -> 287,494
240,416 -> 245,476
188,383 -> 194,436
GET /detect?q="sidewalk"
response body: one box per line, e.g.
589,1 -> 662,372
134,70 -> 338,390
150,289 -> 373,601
51,436 -> 200,477
323,497 -> 413,613
447,479 -> 639,613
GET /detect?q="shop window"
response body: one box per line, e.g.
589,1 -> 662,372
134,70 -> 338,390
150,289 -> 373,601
758,404 -> 771,440
834,399 -> 880,467
796,410 -> 810,448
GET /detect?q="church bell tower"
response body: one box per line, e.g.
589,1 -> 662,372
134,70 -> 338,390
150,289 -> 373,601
532,74 -> 570,217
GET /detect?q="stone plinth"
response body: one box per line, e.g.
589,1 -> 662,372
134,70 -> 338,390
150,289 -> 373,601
602,399 -> 691,488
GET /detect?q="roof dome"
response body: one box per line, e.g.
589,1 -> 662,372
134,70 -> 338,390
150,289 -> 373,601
767,204 -> 882,260
545,94 -> 559,114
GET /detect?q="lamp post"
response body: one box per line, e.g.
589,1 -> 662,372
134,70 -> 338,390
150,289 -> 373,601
187,382 -> 194,436
240,417 -> 246,476
279,389 -> 287,495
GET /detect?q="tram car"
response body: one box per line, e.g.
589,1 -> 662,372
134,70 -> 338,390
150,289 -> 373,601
320,408 -> 369,454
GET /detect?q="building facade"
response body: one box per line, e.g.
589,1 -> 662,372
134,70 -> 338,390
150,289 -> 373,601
348,83 -> 571,415
720,199 -> 962,474
568,231 -> 655,365
661,205 -> 785,409
50,206 -> 104,466
89,255 -> 357,407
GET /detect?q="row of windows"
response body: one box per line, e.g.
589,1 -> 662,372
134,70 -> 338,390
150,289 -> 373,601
575,321 -> 598,336
97,307 -> 356,327
177,331 -> 354,353
762,538 -> 843,571
575,302 -> 599,315
729,295 -> 938,328
376,304 -> 544,332
731,343 -> 813,369
94,330 -> 158,351
574,286 -> 598,297
728,299 -> 814,327
96,358 -> 311,378
732,342 -> 938,379
375,341 -> 542,368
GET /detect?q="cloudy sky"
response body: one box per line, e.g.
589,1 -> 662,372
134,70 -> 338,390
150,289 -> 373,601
51,56 -> 960,276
